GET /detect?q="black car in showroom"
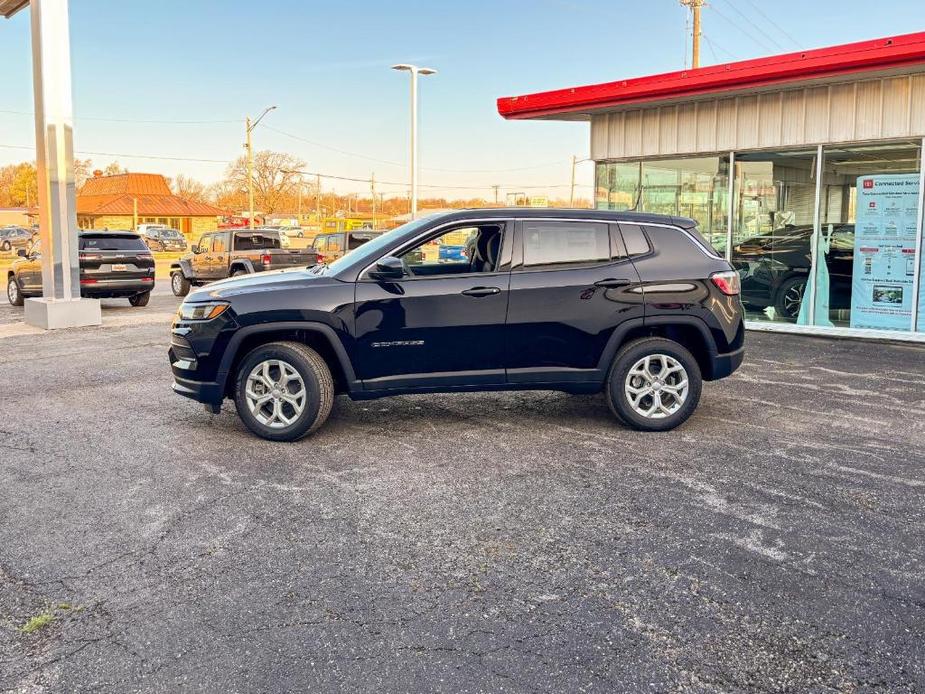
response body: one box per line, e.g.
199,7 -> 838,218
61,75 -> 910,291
170,209 -> 745,441
732,224 -> 854,319
7,230 -> 155,306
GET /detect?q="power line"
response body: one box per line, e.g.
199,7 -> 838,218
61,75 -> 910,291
741,0 -> 802,49
0,144 -> 592,192
707,4 -> 778,55
0,109 -> 240,124
702,33 -> 740,61
0,143 -> 230,164
262,124 -> 570,174
717,0 -> 785,51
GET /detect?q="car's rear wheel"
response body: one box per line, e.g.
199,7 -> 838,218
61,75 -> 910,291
129,291 -> 150,307
230,268 -> 247,277
1,241 -> 11,252
171,271 -> 190,297
774,276 -> 806,320
7,276 -> 24,306
233,341 -> 334,442
606,337 -> 702,432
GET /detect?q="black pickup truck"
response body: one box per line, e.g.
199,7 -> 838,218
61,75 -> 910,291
170,229 -> 317,297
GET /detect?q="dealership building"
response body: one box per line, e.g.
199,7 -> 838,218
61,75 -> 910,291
499,31 -> 925,341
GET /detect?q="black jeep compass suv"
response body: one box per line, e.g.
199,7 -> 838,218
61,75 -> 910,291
169,209 -> 745,441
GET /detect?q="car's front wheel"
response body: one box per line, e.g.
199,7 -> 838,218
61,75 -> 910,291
171,272 -> 190,297
7,276 -> 24,306
233,341 -> 334,442
606,337 -> 702,432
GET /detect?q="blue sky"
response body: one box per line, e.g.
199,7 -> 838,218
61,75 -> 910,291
1,0 -> 923,199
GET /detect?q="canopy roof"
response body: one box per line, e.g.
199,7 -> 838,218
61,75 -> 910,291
498,31 -> 925,121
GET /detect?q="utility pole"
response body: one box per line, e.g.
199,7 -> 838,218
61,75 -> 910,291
244,106 -> 276,229
315,173 -> 321,225
491,184 -> 500,205
680,0 -> 704,69
569,155 -> 578,207
371,172 -> 377,230
297,176 -> 302,223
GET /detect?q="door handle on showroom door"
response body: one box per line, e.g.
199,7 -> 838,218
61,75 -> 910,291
594,278 -> 632,288
461,286 -> 501,297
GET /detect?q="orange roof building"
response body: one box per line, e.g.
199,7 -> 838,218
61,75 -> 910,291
77,172 -> 226,237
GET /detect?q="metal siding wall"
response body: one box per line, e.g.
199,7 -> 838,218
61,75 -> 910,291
593,72 -> 925,160
758,92 -> 782,147
716,98 -> 737,150
882,76 -> 911,137
829,83 -> 856,141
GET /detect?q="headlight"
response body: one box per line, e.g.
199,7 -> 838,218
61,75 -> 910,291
178,301 -> 230,321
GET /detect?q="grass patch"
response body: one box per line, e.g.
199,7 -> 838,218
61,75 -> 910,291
19,612 -> 55,634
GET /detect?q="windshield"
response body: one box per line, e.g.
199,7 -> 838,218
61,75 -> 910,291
161,229 -> 183,238
320,215 -> 444,275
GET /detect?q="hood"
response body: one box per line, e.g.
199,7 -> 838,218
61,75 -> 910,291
186,267 -> 334,302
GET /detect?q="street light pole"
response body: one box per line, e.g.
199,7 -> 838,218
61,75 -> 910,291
392,64 -> 436,220
245,105 -> 276,229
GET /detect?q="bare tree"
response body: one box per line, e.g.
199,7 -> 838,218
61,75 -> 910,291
223,150 -> 305,214
172,174 -> 208,203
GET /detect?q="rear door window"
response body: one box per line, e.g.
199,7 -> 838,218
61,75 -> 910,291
521,221 -> 610,269
211,233 -> 229,253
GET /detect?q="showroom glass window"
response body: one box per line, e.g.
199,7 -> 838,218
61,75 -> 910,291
814,141 -> 922,332
595,157 -> 729,249
729,149 -> 819,324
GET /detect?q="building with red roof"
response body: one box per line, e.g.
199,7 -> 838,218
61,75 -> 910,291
77,172 -> 226,237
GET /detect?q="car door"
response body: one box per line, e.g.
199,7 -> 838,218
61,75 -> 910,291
209,232 -> 230,278
352,221 -> 512,391
505,219 -> 645,384
192,234 -> 212,278
20,239 -> 43,292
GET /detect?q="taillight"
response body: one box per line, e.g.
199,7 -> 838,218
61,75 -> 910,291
261,253 -> 272,265
80,277 -> 98,285
711,270 -> 741,296
315,253 -> 325,263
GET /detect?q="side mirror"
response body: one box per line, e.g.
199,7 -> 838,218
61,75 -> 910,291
17,249 -> 27,258
369,256 -> 404,281
191,244 -> 200,254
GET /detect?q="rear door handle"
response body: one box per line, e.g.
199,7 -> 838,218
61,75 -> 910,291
461,286 -> 501,297
594,278 -> 632,288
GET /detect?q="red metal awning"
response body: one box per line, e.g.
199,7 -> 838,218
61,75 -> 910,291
498,31 -> 925,120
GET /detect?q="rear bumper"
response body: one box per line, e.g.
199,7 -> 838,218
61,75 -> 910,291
709,345 -> 745,380
80,277 -> 154,297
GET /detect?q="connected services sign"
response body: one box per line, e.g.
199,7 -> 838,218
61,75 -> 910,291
850,174 -> 920,331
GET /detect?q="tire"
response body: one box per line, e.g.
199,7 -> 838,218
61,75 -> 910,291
171,271 -> 191,297
233,341 -> 334,442
1,241 -> 11,252
606,337 -> 702,432
774,276 -> 806,320
230,268 -> 247,277
7,275 -> 24,306
129,291 -> 150,307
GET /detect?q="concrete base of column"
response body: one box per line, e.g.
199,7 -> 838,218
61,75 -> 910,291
24,297 -> 102,330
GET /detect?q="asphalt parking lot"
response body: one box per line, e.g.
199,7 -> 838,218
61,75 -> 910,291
1,294 -> 924,692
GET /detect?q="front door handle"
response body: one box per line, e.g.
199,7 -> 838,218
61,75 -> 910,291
594,278 -> 632,288
461,286 -> 501,297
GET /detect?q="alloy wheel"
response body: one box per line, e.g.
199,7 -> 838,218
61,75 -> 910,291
244,359 -> 307,429
7,278 -> 19,304
624,354 -> 689,419
171,274 -> 182,294
782,281 -> 805,317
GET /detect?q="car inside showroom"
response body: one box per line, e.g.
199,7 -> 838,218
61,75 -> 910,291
499,31 -> 925,339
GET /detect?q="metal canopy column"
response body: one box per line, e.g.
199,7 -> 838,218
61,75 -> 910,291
3,0 -> 100,328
